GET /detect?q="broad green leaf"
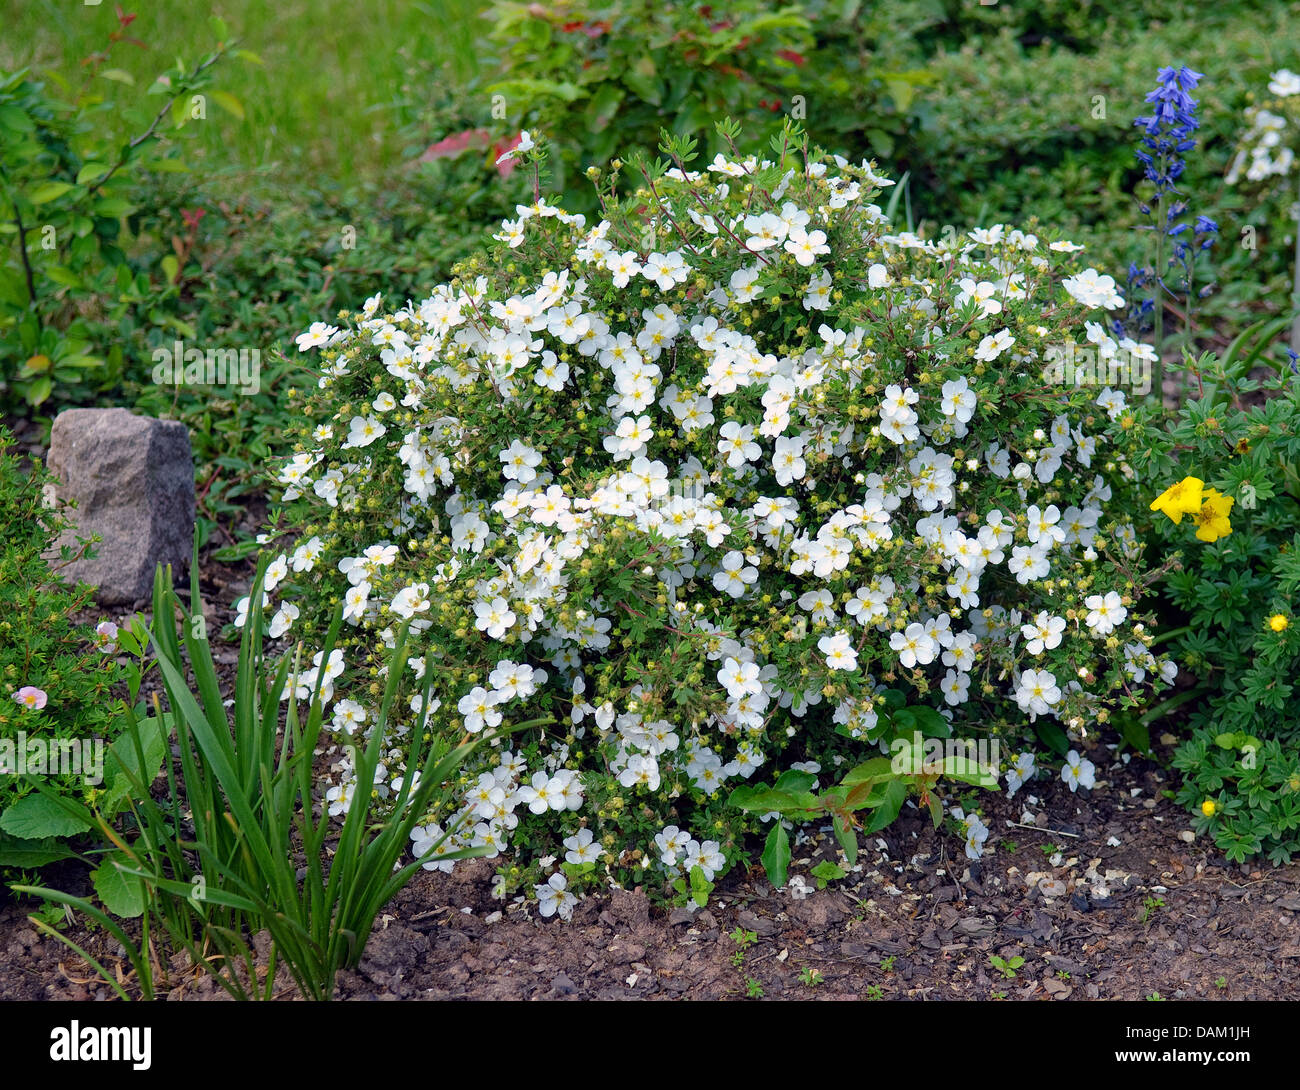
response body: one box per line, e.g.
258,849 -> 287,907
28,181 -> 74,204
761,822 -> 790,888
99,68 -> 135,85
772,769 -> 817,793
23,375 -> 52,406
584,83 -> 624,132
841,757 -> 895,786
0,792 -> 92,839
1034,719 -> 1070,758
94,196 -> 135,217
92,855 -> 147,918
0,833 -> 74,867
98,713 -> 172,819
75,162 -> 110,185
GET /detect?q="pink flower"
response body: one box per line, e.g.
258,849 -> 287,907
94,620 -> 119,652
12,686 -> 48,711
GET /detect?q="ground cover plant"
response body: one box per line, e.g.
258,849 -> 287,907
0,425 -> 129,874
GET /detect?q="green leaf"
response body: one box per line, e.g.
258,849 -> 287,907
584,83 -> 625,133
98,713 -> 172,819
211,90 -> 245,120
841,757 -> 895,787
892,705 -> 951,738
1034,719 -> 1070,758
623,57 -> 661,105
0,792 -> 92,839
24,375 -> 52,406
75,162 -> 110,185
1117,712 -> 1151,756
863,778 -> 907,835
688,865 -> 714,907
772,769 -> 817,793
0,833 -> 74,867
728,783 -> 817,814
761,822 -> 790,888
91,855 -> 147,918
28,181 -> 74,204
809,860 -> 846,888
98,68 -> 135,85
93,197 -> 135,218
833,816 -> 858,866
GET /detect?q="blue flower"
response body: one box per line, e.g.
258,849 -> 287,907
1126,65 -> 1216,340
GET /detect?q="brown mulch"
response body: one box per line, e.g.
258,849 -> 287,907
3,747 -> 1297,1001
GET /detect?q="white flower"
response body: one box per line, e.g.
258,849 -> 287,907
1268,69 -> 1300,97
643,251 -> 690,291
535,872 -> 578,919
719,656 -> 762,699
939,377 -> 977,423
818,631 -> 858,671
564,828 -> 601,865
712,551 -> 758,598
889,622 -> 938,669
344,415 -> 386,449
295,321 -> 338,351
1005,753 -> 1036,796
1084,590 -> 1127,635
1014,669 -> 1061,717
718,420 -> 760,468
784,227 -> 829,266
391,583 -> 432,619
474,596 -> 516,639
458,686 -> 503,733
1061,749 -> 1096,792
963,813 -> 989,860
268,603 -> 299,639
974,328 -> 1015,362
495,129 -> 534,166
1062,268 -> 1123,310
1020,611 -> 1065,654
500,439 -> 542,483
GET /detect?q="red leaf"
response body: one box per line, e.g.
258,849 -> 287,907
418,128 -> 493,163
776,49 -> 806,67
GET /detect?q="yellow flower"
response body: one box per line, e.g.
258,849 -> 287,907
1150,476 -> 1204,524
1269,613 -> 1290,632
1193,488 -> 1234,543
1201,799 -> 1217,818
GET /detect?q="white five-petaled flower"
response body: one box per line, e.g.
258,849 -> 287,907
1061,749 -> 1096,792
535,872 -> 578,919
1084,590 -> 1127,635
818,630 -> 858,671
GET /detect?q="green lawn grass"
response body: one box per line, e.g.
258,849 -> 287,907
0,0 -> 487,191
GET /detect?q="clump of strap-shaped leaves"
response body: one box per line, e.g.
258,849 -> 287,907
19,554 -> 526,1000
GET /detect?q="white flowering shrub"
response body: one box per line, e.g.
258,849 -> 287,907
1226,69 -> 1300,186
258,127 -> 1174,911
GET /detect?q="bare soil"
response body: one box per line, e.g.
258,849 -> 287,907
3,747 -> 1297,1001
